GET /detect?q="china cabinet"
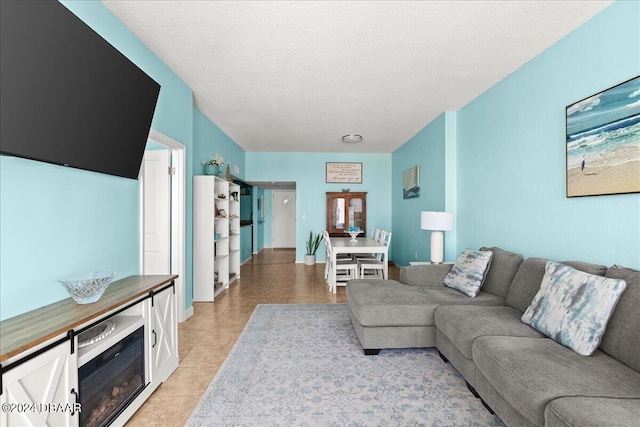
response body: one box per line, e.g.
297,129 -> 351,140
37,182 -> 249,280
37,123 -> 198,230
326,192 -> 367,237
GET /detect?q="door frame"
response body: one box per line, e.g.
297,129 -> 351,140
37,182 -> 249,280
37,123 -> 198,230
140,128 -> 187,322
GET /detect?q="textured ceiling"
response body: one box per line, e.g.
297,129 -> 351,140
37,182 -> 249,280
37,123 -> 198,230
102,1 -> 612,153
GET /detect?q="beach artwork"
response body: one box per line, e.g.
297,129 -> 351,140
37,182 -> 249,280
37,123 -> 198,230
566,76 -> 640,197
403,165 -> 420,199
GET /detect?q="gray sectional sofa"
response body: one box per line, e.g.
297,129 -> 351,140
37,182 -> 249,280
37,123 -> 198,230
346,247 -> 640,426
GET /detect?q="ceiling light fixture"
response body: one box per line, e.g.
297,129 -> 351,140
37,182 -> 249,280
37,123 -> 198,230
341,134 -> 363,143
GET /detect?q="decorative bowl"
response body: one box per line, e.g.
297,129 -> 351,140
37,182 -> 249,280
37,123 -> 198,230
346,230 -> 361,241
342,188 -> 350,192
58,271 -> 115,304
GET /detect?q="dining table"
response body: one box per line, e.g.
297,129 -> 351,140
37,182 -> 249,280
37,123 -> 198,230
329,236 -> 389,293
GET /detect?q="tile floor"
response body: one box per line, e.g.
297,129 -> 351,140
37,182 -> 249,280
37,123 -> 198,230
126,249 -> 400,426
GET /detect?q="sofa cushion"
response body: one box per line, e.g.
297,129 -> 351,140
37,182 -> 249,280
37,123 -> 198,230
346,279 -> 505,327
521,261 -> 627,356
399,263 -> 453,287
600,265 -> 640,372
545,396 -> 640,427
505,258 -> 607,313
443,249 -> 493,297
479,247 -> 524,298
434,305 -> 544,359
472,336 -> 640,426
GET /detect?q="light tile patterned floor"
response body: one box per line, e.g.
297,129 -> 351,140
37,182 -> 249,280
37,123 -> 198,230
125,249 -> 400,426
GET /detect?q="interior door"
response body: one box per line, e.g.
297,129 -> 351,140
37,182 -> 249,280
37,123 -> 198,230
272,191 -> 296,248
143,149 -> 171,274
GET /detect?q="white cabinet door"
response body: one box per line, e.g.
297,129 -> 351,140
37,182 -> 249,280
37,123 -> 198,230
149,286 -> 178,383
1,340 -> 79,427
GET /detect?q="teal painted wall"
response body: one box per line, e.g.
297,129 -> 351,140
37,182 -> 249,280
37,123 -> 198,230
240,226 -> 253,263
391,113 -> 450,266
193,108 -> 246,180
245,153 -> 392,261
0,1 -> 194,321
456,1 -> 640,268
263,189 -> 273,249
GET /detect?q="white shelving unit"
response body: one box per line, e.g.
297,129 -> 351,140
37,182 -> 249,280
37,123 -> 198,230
194,176 -> 241,301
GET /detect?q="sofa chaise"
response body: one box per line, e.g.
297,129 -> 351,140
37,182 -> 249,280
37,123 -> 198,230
346,247 -> 640,426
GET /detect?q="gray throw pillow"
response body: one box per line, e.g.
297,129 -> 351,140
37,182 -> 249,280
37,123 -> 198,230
443,249 -> 493,297
521,261 -> 627,356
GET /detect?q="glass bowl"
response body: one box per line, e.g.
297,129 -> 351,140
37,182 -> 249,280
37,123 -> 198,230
58,271 -> 115,304
347,230 -> 361,241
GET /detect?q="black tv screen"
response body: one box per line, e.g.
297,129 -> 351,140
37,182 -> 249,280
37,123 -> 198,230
0,0 -> 160,180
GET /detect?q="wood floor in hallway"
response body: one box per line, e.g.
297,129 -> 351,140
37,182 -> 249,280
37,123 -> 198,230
126,249 -> 400,426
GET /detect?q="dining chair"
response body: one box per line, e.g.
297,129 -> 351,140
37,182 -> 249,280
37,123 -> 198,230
353,227 -> 383,261
324,235 -> 358,292
357,231 -> 392,279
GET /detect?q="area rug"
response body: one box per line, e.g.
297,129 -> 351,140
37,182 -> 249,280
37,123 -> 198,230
187,304 -> 505,426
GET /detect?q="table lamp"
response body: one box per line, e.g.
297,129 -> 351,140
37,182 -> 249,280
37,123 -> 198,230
421,211 -> 454,263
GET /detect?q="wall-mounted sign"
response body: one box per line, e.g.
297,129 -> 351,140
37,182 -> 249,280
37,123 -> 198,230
326,162 -> 362,183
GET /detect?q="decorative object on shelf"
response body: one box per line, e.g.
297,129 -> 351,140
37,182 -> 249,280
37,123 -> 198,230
218,209 -> 227,217
421,211 -> 454,264
403,165 -> 420,199
225,164 -> 232,180
217,193 -> 226,199
566,75 -> 640,197
58,271 -> 115,304
326,162 -> 362,183
78,320 -> 116,348
346,226 -> 362,241
305,231 -> 322,265
203,153 -> 224,176
342,187 -> 350,192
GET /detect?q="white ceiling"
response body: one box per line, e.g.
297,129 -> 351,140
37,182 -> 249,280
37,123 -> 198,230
102,0 -> 612,154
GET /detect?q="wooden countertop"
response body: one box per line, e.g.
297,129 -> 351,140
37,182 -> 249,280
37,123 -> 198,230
0,275 -> 177,363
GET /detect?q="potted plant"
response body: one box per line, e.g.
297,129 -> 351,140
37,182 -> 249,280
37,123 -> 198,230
305,231 -> 322,265
202,153 -> 224,176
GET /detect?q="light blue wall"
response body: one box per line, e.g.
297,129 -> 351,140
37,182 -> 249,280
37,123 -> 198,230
240,226 -> 253,263
263,189 -> 273,249
456,1 -> 640,268
193,108 -> 246,180
0,1 -> 194,321
246,153 -> 392,261
391,113 -> 456,266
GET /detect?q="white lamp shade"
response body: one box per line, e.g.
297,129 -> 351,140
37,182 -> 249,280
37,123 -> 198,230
421,211 -> 454,231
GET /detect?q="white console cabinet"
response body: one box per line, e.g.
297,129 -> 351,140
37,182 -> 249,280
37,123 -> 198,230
1,341 -> 79,427
148,285 -> 178,383
0,275 -> 178,427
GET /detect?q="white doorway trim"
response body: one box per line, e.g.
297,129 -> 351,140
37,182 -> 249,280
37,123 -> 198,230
141,128 -> 188,323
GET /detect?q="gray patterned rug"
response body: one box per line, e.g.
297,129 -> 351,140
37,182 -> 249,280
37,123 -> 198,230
187,304 -> 505,426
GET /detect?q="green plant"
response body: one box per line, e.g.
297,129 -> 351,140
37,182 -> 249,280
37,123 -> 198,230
306,231 -> 322,255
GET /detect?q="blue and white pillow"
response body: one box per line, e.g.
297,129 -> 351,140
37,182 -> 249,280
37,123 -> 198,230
443,249 -> 493,297
521,261 -> 627,356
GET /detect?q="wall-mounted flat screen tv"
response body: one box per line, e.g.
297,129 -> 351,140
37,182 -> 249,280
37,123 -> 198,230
0,0 -> 160,180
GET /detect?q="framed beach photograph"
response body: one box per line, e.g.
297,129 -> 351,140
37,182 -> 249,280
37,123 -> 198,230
566,75 -> 640,197
403,165 -> 420,199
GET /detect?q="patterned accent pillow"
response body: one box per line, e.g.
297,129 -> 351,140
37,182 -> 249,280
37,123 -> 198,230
443,249 -> 493,297
521,261 -> 627,356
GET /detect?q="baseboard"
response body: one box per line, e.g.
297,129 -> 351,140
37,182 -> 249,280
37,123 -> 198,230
183,305 -> 194,321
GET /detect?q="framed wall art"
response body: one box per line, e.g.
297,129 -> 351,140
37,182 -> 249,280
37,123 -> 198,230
326,162 -> 362,183
566,75 -> 640,197
403,165 -> 420,199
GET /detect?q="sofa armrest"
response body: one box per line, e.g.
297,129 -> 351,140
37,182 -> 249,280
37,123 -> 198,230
400,264 -> 453,286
